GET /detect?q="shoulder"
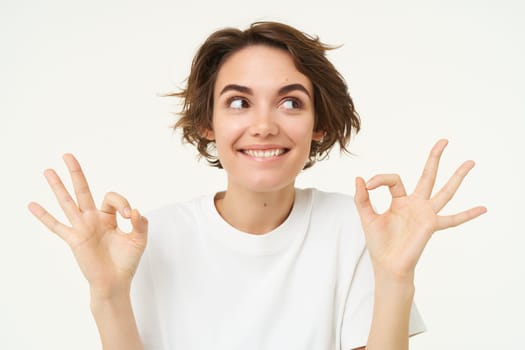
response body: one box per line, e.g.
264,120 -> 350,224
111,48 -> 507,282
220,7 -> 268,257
309,188 -> 355,206
301,188 -> 365,246
142,194 -> 214,246
145,194 -> 210,226
305,188 -> 359,220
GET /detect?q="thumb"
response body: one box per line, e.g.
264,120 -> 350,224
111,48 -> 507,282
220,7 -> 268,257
130,209 -> 148,237
354,176 -> 376,224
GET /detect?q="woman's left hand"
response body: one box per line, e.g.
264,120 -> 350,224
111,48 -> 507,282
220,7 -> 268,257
354,139 -> 486,282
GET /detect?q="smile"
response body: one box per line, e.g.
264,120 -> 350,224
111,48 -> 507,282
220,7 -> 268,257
241,149 -> 287,158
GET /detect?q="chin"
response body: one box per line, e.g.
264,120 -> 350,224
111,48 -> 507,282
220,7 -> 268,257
223,159 -> 306,194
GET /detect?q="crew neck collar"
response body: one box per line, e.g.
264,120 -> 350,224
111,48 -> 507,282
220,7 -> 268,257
199,188 -> 314,255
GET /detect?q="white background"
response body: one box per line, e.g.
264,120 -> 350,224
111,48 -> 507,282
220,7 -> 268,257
1,0 -> 524,349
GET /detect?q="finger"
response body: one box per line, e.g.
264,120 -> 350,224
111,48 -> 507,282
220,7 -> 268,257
100,191 -> 132,218
366,174 -> 407,198
354,177 -> 377,225
431,160 -> 475,212
413,139 -> 448,199
63,154 -> 96,211
44,169 -> 80,224
28,202 -> 72,241
130,209 -> 148,236
436,206 -> 487,230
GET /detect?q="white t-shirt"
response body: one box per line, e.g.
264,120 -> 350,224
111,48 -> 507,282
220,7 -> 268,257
131,188 -> 425,350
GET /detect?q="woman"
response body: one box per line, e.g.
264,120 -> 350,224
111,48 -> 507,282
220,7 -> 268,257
28,22 -> 486,350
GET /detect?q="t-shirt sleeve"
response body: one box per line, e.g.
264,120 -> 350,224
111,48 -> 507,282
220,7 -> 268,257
340,248 -> 426,350
130,246 -> 166,350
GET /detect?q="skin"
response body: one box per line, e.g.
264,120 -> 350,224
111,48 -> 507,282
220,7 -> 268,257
28,156 -> 147,350
353,139 -> 486,350
28,45 -> 486,349
207,45 -> 324,234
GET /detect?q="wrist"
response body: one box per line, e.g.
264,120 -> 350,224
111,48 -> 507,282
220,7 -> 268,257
373,261 -> 415,283
90,284 -> 131,304
373,267 -> 416,299
368,276 -> 414,350
90,291 -> 132,315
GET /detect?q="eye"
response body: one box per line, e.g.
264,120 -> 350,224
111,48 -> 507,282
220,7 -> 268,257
281,98 -> 302,110
228,97 -> 250,109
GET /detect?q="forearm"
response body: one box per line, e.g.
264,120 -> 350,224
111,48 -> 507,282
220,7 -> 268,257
365,272 -> 415,350
90,291 -> 144,350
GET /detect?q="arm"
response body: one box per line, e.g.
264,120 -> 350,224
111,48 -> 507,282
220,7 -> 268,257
28,154 -> 147,350
354,139 -> 486,350
90,291 -> 143,350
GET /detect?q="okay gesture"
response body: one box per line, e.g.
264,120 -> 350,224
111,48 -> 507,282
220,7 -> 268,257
28,154 -> 148,299
354,139 -> 486,281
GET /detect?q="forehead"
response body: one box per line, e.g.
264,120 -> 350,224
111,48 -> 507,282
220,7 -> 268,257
214,45 -> 312,94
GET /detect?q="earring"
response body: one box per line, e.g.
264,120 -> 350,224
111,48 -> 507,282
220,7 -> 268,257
318,131 -> 326,144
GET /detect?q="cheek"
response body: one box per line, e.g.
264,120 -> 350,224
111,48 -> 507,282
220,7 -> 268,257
283,118 -> 316,143
212,121 -> 244,155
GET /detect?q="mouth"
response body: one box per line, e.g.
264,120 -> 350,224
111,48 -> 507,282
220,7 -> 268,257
240,148 -> 289,159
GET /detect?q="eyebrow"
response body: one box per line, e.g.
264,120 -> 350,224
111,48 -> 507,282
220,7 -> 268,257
219,83 -> 312,99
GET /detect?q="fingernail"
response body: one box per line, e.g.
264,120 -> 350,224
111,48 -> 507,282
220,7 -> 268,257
123,207 -> 131,217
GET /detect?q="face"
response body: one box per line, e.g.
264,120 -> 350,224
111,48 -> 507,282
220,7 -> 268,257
207,45 -> 323,193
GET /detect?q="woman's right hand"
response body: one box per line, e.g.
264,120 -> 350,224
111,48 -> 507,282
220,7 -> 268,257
28,154 -> 148,300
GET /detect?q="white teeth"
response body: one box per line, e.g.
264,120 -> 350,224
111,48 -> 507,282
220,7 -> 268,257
243,149 -> 285,158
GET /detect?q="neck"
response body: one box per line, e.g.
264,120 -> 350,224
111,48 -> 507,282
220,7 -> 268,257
214,183 -> 296,235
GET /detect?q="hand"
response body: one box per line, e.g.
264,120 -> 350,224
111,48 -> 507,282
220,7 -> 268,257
28,154 -> 148,299
354,139 -> 486,282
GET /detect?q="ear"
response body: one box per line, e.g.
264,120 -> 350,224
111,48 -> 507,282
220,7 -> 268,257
202,128 -> 215,141
312,130 -> 326,142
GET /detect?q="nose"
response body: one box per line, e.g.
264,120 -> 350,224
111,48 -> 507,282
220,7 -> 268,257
249,107 -> 279,137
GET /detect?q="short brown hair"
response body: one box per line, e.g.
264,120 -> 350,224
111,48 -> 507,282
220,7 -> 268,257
170,21 -> 360,169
